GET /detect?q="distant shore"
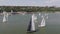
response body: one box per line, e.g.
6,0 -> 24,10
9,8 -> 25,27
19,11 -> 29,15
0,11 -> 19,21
0,6 -> 60,12
0,11 -> 60,15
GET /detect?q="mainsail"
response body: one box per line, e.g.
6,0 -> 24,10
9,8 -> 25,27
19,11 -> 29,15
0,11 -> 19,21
38,16 -> 46,27
40,17 -> 45,27
27,14 -> 36,32
3,12 -> 8,22
3,14 -> 6,22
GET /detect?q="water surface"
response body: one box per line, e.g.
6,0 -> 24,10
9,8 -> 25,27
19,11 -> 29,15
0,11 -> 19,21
0,13 -> 60,34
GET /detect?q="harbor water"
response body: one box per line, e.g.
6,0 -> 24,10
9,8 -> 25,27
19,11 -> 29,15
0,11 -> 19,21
0,13 -> 60,34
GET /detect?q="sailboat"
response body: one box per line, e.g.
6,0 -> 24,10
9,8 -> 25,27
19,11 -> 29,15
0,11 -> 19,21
38,16 -> 46,27
11,10 -> 13,16
3,12 -> 7,22
11,10 -> 13,13
3,12 -> 8,23
27,14 -> 36,32
3,14 -> 6,22
39,13 -> 41,16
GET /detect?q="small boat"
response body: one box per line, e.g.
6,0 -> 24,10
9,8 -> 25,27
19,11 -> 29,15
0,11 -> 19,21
38,15 -> 46,27
39,13 -> 41,16
3,11 -> 9,23
3,14 -> 6,22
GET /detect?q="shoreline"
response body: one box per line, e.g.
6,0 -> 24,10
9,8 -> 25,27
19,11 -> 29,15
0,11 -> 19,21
0,11 -> 60,15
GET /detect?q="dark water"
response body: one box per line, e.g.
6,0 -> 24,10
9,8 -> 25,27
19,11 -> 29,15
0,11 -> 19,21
0,13 -> 60,34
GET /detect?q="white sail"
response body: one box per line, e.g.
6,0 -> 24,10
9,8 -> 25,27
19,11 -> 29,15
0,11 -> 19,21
27,14 -> 36,32
3,13 -> 6,22
11,10 -> 13,13
38,16 -> 46,27
3,12 -> 8,22
11,10 -> 13,16
39,13 -> 41,16
33,14 -> 37,22
31,14 -> 36,31
40,17 -> 45,27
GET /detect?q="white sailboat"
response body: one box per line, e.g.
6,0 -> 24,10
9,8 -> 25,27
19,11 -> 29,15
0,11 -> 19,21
33,14 -> 37,23
27,14 -> 36,32
3,14 -> 6,22
11,10 -> 13,13
11,10 -> 13,16
3,12 -> 8,23
3,12 -> 7,22
38,15 -> 46,27
22,12 -> 26,15
39,13 -> 41,16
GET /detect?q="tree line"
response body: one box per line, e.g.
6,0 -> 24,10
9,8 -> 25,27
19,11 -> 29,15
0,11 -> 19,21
0,6 -> 60,12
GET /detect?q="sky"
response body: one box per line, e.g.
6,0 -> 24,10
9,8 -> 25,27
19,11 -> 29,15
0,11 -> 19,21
0,0 -> 60,7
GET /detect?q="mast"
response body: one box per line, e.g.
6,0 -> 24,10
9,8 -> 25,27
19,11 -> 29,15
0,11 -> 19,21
3,11 -> 7,22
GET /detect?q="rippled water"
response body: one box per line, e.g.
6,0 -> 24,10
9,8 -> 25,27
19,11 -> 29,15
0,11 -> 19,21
0,13 -> 60,34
